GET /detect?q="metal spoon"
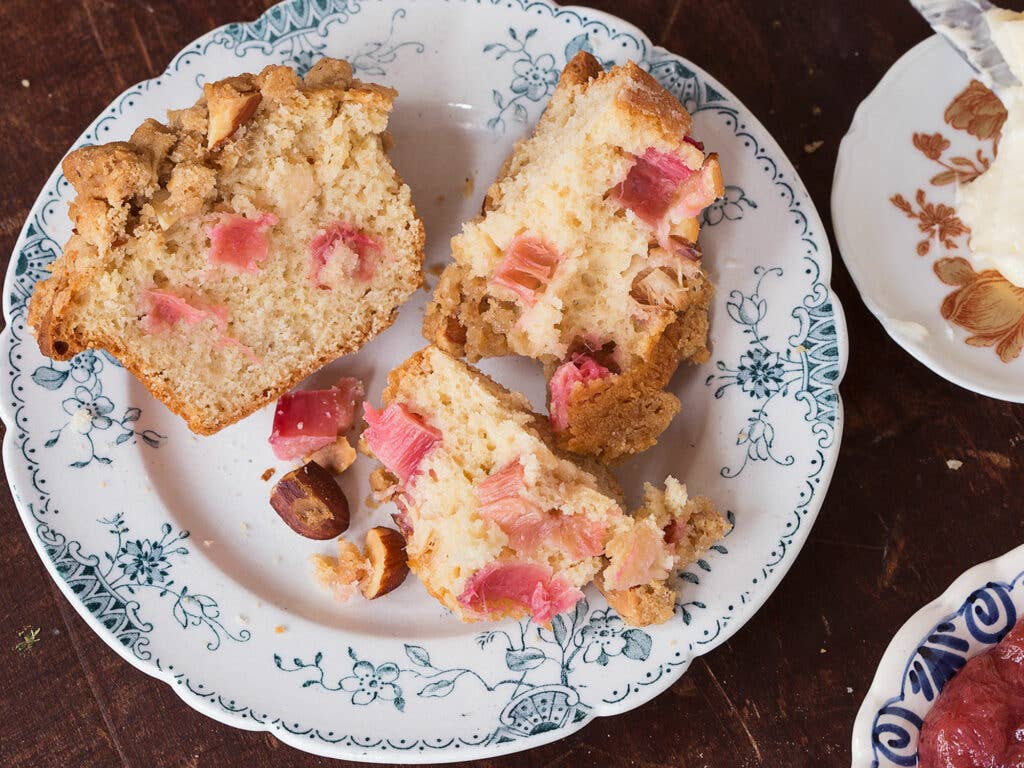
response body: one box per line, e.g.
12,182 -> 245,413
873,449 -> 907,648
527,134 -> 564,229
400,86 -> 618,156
909,0 -> 1020,89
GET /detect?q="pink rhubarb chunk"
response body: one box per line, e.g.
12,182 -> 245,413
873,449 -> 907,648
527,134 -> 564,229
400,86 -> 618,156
477,460 -> 606,559
363,403 -> 441,483
610,148 -> 693,228
548,354 -> 613,433
663,519 -> 688,546
140,289 -> 213,333
490,233 -> 563,305
683,135 -> 705,152
269,377 -> 365,460
458,561 -> 584,624
308,222 -> 383,287
206,212 -> 278,274
612,147 -> 720,252
605,524 -> 669,590
391,494 -> 415,538
668,158 -> 722,221
139,289 -> 259,363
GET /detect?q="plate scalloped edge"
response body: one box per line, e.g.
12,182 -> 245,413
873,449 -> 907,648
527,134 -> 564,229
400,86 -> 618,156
0,0 -> 848,762
851,543 -> 1024,768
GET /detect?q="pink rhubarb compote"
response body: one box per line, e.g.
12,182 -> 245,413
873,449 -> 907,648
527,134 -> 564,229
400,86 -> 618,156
362,403 -> 441,483
268,378 -> 364,460
490,232 -> 563,305
206,212 -> 278,274
308,222 -> 383,287
918,616 -> 1024,768
548,353 -> 613,432
457,561 -> 584,624
476,459 -> 606,559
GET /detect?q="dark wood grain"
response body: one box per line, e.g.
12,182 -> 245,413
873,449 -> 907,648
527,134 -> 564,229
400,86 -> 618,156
2,1 -> 1023,766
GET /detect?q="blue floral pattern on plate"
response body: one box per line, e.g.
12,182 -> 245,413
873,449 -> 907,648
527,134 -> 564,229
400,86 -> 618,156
702,185 -> 758,225
1,0 -> 845,761
33,506 -> 249,659
707,266 -> 833,477
484,28 -> 613,131
275,599 -> 647,743
33,351 -> 166,467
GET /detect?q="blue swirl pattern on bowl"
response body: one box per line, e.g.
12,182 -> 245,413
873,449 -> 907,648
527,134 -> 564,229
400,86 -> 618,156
855,552 -> 1024,768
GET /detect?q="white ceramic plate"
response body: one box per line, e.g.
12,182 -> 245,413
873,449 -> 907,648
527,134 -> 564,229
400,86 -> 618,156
1,0 -> 847,761
833,35 -> 1023,402
852,544 -> 1024,768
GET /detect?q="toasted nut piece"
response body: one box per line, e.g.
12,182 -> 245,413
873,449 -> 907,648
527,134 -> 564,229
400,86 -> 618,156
306,436 -> 357,475
704,153 -> 725,198
303,58 -> 354,88
369,467 -> 399,493
597,573 -> 675,627
149,189 -> 178,231
270,462 -> 349,539
311,538 -> 368,602
360,527 -> 409,599
204,76 -> 262,149
668,216 -> 699,245
62,143 -> 158,203
631,267 -> 688,310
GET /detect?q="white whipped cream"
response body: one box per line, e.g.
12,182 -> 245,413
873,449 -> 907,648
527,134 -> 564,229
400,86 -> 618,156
885,318 -> 930,343
957,9 -> 1024,287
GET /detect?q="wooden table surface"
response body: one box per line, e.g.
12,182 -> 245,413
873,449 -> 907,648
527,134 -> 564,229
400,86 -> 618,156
2,1 -> 1023,766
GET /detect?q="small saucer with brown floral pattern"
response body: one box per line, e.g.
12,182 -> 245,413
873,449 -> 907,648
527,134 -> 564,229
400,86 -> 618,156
833,34 -> 1022,401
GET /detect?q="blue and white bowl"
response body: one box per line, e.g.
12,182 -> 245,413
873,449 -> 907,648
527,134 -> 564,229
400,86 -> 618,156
852,544 -> 1024,768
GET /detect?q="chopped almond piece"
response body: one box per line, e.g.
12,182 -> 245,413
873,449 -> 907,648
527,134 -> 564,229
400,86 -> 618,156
306,436 -> 357,475
311,538 -> 369,602
270,462 -> 349,539
369,466 -> 399,493
204,76 -> 262,149
311,528 -> 408,602
361,527 -> 409,599
597,574 -> 675,626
